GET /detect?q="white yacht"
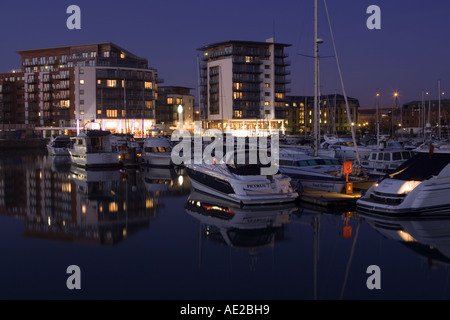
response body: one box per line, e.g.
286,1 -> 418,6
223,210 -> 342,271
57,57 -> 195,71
46,135 -> 72,156
140,136 -> 173,167
186,149 -> 298,206
357,146 -> 450,215
69,130 -> 121,168
319,136 -> 373,161
360,149 -> 415,178
278,147 -> 350,193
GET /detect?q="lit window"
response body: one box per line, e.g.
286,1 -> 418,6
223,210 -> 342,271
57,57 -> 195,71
107,80 -> 116,87
120,52 -> 126,59
60,100 -> 70,108
107,109 -> 118,118
145,101 -> 152,109
145,82 -> 153,89
97,80 -> 101,85
80,79 -> 85,85
167,97 -> 173,104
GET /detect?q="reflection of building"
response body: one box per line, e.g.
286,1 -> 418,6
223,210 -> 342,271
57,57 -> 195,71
197,39 -> 291,132
156,86 -> 195,132
0,43 -> 160,137
0,153 -> 169,246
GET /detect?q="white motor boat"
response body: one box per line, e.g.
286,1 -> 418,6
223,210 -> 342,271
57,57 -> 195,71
319,135 -> 373,161
69,130 -> 121,168
47,135 -> 72,156
140,136 -> 173,167
278,147 -> 349,193
186,149 -> 298,206
357,146 -> 450,215
360,149 -> 415,178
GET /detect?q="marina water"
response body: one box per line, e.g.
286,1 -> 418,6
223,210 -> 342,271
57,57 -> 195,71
1,149 -> 450,300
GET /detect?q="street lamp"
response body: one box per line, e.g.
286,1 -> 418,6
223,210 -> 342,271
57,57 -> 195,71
178,105 -> 183,131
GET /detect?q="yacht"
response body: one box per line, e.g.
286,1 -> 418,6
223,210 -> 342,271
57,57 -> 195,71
360,149 -> 415,178
185,149 -> 298,206
356,146 -> 450,215
319,136 -> 373,161
140,136 -> 173,167
69,130 -> 121,168
278,147 -> 353,193
46,135 -> 72,156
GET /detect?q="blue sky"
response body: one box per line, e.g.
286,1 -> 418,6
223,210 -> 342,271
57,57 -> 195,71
1,0 -> 449,108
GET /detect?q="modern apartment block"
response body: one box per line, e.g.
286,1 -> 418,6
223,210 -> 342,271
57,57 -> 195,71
285,94 -> 360,135
197,39 -> 291,133
0,42 -> 160,137
156,86 -> 195,132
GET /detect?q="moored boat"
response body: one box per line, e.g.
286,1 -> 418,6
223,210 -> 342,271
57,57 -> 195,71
186,149 -> 298,206
68,130 -> 121,168
357,145 -> 450,215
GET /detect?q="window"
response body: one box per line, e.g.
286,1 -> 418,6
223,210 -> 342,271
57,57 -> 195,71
145,81 -> 153,89
233,92 -> 243,99
145,101 -> 152,109
80,79 -> 85,85
265,83 -> 270,88
234,110 -> 242,118
60,100 -> 70,108
176,98 -> 183,105
264,101 -> 270,106
107,80 -> 117,87
233,82 -> 243,90
107,109 -> 117,118
167,97 -> 173,104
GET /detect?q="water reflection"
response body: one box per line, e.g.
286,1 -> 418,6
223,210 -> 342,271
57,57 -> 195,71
185,190 -> 298,270
359,212 -> 450,268
0,153 -> 190,246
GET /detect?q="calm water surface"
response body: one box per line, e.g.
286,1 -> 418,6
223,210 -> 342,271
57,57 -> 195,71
1,150 -> 450,300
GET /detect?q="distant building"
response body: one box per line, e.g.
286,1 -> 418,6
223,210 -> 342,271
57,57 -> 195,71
401,99 -> 450,137
156,86 -> 195,132
0,42 -> 160,137
285,94 -> 360,135
197,39 -> 291,133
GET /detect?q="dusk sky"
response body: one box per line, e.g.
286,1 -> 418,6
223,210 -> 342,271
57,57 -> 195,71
1,0 -> 449,108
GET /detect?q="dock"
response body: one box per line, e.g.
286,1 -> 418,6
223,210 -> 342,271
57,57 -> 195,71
297,188 -> 360,209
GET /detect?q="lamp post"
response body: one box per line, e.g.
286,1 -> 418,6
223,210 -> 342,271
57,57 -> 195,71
394,92 -> 400,138
376,91 -> 380,149
178,105 -> 184,131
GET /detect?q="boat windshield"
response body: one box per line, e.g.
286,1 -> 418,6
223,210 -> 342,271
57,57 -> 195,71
388,152 -> 450,181
226,151 -> 275,176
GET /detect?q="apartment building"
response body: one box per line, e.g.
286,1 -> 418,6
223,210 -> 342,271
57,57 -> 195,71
0,42 -> 160,137
156,86 -> 195,132
197,39 -> 291,133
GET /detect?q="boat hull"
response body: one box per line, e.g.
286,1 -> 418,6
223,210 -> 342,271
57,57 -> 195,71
187,167 -> 298,206
69,151 -> 120,168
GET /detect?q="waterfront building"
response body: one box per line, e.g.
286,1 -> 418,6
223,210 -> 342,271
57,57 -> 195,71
197,39 -> 291,135
0,43 -> 160,137
155,86 -> 195,133
285,94 -> 360,136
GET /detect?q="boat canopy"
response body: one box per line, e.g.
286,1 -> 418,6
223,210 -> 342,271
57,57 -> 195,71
388,152 -> 450,181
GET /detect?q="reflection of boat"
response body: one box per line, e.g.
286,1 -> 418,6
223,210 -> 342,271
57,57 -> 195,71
140,136 -> 173,167
141,166 -> 177,192
69,130 -> 120,168
185,190 -> 295,249
70,165 -> 120,200
357,148 -> 450,215
46,135 -> 72,156
186,149 -> 298,206
359,212 -> 450,267
46,154 -> 71,173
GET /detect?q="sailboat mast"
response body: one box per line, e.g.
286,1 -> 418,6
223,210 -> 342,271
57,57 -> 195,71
313,0 -> 320,157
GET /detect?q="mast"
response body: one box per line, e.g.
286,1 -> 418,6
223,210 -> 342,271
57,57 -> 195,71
313,0 -> 321,157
